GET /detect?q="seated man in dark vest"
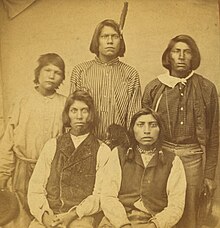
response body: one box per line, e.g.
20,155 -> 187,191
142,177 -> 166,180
27,90 -> 111,228
99,108 -> 186,228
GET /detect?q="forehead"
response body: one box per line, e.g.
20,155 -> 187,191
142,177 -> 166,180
172,42 -> 191,50
100,26 -> 118,35
42,64 -> 62,72
135,114 -> 157,123
70,100 -> 89,109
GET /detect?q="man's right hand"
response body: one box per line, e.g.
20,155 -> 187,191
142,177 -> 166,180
42,211 -> 58,228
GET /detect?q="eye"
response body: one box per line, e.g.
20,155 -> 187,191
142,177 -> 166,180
70,108 -> 77,113
150,122 -> 158,128
82,108 -> 89,114
136,123 -> 144,127
184,50 -> 192,55
112,34 -> 120,39
171,49 -> 180,54
55,71 -> 62,76
100,35 -> 109,39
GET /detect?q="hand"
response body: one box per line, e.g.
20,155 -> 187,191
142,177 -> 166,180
51,210 -> 78,228
42,211 -> 59,228
204,178 -> 217,197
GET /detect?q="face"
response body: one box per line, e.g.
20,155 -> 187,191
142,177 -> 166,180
133,114 -> 160,149
98,26 -> 121,62
38,64 -> 63,96
169,42 -> 192,77
68,100 -> 91,136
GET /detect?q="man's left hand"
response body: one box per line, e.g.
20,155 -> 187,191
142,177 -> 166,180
51,210 -> 78,227
204,178 -> 217,197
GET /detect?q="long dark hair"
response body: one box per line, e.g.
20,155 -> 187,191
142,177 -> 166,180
162,34 -> 201,71
126,108 -> 164,161
105,124 -> 130,150
89,19 -> 126,57
62,90 -> 97,133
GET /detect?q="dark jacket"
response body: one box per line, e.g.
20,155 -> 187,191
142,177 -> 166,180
142,73 -> 219,179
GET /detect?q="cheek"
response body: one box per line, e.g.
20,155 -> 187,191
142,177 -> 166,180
152,129 -> 160,139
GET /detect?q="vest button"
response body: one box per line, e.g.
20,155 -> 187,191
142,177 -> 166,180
147,180 -> 151,183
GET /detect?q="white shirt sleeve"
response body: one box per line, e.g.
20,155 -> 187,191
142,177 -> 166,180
100,147 -> 131,228
27,138 -> 57,223
75,142 -> 111,218
153,156 -> 187,228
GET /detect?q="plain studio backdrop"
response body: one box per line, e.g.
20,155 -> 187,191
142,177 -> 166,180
0,0 -> 219,226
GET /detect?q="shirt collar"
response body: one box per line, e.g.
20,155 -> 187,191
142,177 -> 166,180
70,133 -> 89,148
95,56 -> 119,66
34,86 -> 57,99
157,71 -> 194,88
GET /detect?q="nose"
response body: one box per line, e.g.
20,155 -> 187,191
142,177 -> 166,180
143,124 -> 150,134
179,50 -> 185,59
76,110 -> 82,119
107,35 -> 113,44
48,71 -> 55,79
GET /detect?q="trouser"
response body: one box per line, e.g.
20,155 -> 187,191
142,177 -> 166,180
29,216 -> 94,228
162,141 -> 203,228
99,210 -> 177,228
12,156 -> 36,217
2,157 -> 36,228
3,193 -> 32,228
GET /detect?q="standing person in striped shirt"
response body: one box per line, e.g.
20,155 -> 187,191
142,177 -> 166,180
142,35 -> 219,228
70,19 -> 142,140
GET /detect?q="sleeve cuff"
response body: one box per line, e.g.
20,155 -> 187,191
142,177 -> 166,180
149,217 -> 160,228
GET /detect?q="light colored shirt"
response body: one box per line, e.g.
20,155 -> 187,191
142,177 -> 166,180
0,88 -> 66,182
101,147 -> 186,228
70,57 -> 142,139
28,134 -> 111,224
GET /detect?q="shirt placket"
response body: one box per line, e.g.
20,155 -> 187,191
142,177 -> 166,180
178,83 -> 186,131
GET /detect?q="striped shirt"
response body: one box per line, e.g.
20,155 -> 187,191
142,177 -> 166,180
70,57 -> 142,139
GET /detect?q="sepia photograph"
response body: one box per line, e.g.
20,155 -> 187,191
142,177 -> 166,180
0,0 -> 219,227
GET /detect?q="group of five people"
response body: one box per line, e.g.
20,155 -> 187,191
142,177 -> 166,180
0,18 -> 219,228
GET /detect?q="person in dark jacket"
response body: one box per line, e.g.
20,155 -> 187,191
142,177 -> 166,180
142,35 -> 219,228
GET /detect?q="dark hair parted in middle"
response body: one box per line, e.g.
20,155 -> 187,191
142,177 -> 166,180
129,108 -> 164,149
162,34 -> 201,71
89,19 -> 126,57
62,90 -> 97,132
34,53 -> 65,84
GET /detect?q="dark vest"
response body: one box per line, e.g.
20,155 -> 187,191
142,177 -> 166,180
118,146 -> 175,215
46,133 -> 100,213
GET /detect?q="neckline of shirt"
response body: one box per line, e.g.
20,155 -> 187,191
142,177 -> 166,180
157,71 -> 194,88
34,86 -> 57,99
95,56 -> 119,66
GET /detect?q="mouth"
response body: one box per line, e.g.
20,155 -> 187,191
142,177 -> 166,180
46,81 -> 55,85
75,122 -> 85,126
142,137 -> 153,141
105,47 -> 115,50
177,63 -> 186,66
